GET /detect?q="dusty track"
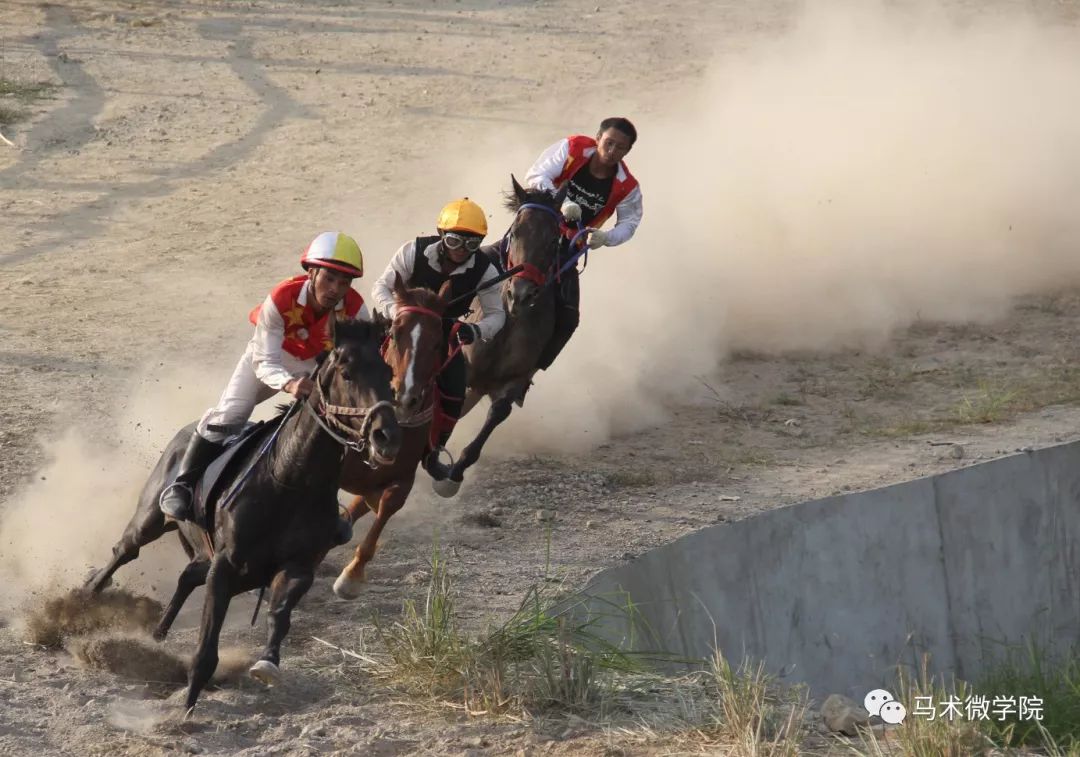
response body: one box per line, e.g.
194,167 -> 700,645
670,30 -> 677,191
3,0 -> 1080,754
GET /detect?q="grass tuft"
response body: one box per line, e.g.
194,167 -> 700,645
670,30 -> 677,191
0,77 -> 57,126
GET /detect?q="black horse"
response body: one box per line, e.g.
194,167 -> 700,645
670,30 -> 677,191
443,178 -> 569,491
85,319 -> 401,711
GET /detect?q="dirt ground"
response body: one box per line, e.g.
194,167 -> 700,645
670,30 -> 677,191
3,0 -> 1080,754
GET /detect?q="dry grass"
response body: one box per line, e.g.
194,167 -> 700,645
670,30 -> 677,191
359,546 -> 655,716
0,77 -> 56,126
325,548 -> 813,753
852,651 -> 1080,757
873,365 -> 1080,438
694,651 -> 808,756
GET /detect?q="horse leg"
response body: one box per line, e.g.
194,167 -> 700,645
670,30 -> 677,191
152,558 -> 210,641
344,493 -> 375,523
184,553 -> 235,713
249,562 -> 315,686
85,503 -> 175,594
447,396 -> 513,484
334,482 -> 410,600
460,388 -> 483,418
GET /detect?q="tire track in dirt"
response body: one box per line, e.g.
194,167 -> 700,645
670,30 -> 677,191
0,5 -> 105,185
0,15 -> 309,268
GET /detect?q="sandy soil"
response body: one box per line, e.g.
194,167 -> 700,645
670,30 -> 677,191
3,0 -> 1080,754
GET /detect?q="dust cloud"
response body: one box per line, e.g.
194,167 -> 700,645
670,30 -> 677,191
0,362 -> 233,618
457,2 -> 1080,454
5,2 -> 1080,589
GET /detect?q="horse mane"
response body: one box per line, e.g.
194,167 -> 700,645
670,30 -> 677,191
503,185 -> 558,213
334,318 -> 376,344
394,285 -> 444,311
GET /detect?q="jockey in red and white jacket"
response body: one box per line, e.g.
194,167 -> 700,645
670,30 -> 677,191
159,231 -> 369,525
523,129 -> 643,248
520,117 -> 643,373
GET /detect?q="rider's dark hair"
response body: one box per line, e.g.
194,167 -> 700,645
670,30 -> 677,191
598,117 -> 637,146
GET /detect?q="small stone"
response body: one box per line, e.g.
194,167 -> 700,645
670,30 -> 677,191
935,444 -> 965,461
535,509 -> 555,522
585,520 -> 595,529
822,694 -> 870,736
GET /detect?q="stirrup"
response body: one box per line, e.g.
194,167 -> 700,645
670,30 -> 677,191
427,447 -> 463,498
424,446 -> 455,480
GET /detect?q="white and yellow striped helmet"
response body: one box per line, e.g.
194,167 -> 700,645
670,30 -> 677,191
300,231 -> 364,277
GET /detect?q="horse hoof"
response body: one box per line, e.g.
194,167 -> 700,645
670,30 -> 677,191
432,477 -> 461,499
151,628 -> 167,642
249,660 -> 282,687
84,568 -> 110,592
332,572 -> 363,600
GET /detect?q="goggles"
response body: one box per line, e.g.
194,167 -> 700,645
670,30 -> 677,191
442,232 -> 483,252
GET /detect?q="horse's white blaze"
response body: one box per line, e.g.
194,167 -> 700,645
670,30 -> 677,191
403,322 -> 421,395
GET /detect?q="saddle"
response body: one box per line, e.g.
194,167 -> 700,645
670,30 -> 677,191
190,420 -> 278,532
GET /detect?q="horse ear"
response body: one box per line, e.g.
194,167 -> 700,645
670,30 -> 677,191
436,279 -> 453,305
392,270 -> 407,299
511,173 -> 527,203
371,309 -> 391,341
554,183 -> 569,207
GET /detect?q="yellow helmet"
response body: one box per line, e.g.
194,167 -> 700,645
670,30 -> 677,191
436,198 -> 488,236
300,231 -> 364,277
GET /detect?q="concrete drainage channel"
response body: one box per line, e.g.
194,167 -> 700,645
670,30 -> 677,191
581,441 -> 1080,699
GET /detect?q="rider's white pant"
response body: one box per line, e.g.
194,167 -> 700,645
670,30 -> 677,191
196,346 -> 315,443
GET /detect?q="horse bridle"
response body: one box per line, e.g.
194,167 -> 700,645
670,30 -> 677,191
504,203 -> 591,289
386,305 -> 462,428
305,350 -> 394,461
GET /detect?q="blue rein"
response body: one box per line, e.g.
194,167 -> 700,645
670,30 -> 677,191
504,202 -> 593,287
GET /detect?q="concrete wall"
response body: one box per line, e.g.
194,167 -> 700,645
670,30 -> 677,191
581,442 -> 1080,698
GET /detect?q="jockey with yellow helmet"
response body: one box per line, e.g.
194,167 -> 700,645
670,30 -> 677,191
159,232 -> 370,525
371,199 -> 506,485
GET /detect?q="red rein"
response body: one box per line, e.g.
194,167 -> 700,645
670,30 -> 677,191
390,305 -> 463,375
512,262 -> 548,287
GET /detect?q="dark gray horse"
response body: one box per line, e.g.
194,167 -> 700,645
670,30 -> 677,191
84,319 -> 401,712
438,177 -> 569,494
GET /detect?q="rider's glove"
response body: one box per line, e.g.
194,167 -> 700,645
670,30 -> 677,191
586,229 -> 609,248
560,201 -> 582,223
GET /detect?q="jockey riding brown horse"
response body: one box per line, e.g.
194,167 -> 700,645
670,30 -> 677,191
332,275 -> 455,599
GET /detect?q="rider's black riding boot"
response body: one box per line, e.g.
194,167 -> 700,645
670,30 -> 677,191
159,433 -> 225,522
536,267 -> 581,371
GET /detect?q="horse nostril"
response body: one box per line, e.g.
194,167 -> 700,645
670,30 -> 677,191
373,428 -> 389,446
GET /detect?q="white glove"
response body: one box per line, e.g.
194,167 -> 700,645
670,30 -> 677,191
586,229 -> 609,248
560,201 -> 582,222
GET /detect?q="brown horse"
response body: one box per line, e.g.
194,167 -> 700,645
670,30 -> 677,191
439,177 -> 569,493
332,273 -> 452,599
